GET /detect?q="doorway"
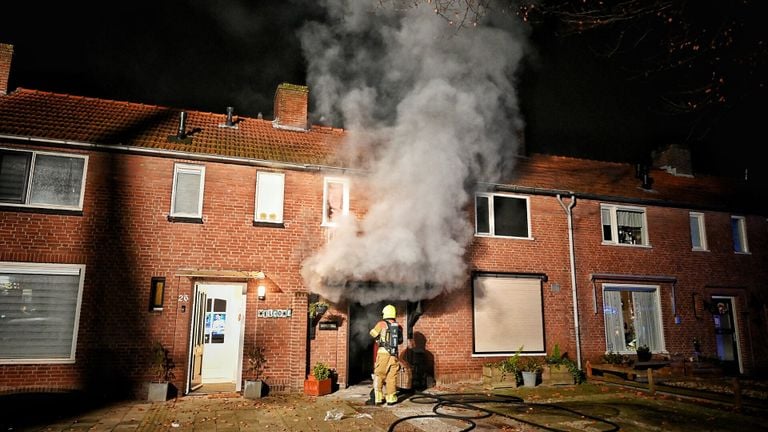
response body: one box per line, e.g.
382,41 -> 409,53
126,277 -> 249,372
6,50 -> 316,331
347,301 -> 391,386
711,296 -> 742,375
187,282 -> 246,394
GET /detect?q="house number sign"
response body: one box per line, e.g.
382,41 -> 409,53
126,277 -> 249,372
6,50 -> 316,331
257,309 -> 292,318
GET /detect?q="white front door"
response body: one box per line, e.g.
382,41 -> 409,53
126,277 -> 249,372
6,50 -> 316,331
196,283 -> 245,385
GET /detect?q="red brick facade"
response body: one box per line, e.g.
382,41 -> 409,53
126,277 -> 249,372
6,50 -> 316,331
1,65 -> 766,398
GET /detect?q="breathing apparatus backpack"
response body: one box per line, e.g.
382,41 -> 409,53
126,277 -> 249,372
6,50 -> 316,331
380,319 -> 402,356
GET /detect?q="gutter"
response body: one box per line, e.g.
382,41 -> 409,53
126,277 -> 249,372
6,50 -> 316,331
557,194 -> 582,370
0,133 -> 363,175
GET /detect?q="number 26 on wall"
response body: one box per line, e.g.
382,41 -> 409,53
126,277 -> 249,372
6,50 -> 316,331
178,294 -> 190,302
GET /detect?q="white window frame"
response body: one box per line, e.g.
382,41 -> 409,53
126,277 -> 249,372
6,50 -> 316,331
602,283 -> 666,354
170,163 -> 205,218
0,147 -> 88,211
731,215 -> 749,254
254,171 -> 285,224
0,262 -> 85,364
471,274 -> 544,356
601,203 -> 649,246
474,192 -> 532,239
322,177 -> 349,227
689,212 -> 708,251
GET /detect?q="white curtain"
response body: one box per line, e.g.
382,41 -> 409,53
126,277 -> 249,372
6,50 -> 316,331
603,290 -> 625,352
617,210 -> 643,227
633,291 -> 662,351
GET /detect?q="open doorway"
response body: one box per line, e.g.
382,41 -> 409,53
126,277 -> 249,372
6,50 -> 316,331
347,301 -> 390,386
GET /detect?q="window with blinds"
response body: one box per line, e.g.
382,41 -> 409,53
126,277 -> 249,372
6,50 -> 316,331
0,148 -> 87,210
170,163 -> 205,218
0,263 -> 84,363
472,274 -> 544,354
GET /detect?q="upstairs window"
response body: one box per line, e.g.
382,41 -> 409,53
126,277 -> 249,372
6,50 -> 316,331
731,215 -> 749,253
254,171 -> 285,224
170,163 -> 205,219
601,204 -> 648,246
475,193 -> 530,238
0,148 -> 87,210
689,212 -> 708,251
322,177 -> 349,226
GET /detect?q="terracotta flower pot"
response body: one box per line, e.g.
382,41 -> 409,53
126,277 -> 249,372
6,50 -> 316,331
303,376 -> 332,396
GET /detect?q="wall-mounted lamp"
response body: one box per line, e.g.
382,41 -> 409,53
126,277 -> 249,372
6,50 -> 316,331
257,284 -> 266,301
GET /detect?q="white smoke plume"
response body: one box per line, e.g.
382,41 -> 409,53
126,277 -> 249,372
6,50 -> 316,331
299,1 -> 527,304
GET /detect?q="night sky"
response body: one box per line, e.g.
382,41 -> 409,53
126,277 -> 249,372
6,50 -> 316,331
1,1 -> 764,185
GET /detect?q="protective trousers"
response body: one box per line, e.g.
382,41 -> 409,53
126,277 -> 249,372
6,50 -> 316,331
373,351 -> 400,404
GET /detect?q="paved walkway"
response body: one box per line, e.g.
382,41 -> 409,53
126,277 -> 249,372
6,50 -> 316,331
5,381 -> 768,432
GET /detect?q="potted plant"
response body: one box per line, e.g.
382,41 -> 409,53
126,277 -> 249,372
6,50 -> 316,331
148,341 -> 175,402
520,357 -> 543,388
543,344 -> 575,385
636,345 -> 652,362
304,361 -> 332,396
309,301 -> 329,320
243,345 -> 267,399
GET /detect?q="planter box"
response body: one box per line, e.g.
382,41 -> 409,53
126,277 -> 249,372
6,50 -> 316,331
147,382 -> 169,402
244,380 -> 264,399
482,365 -> 518,388
542,365 -> 573,386
303,376 -> 332,396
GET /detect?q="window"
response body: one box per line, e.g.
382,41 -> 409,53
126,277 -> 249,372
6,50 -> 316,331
603,284 -> 664,353
0,262 -> 85,363
731,216 -> 749,253
689,212 -> 708,251
322,177 -> 349,226
472,274 -> 544,354
0,148 -> 87,210
475,193 -> 530,238
601,204 -> 648,246
254,171 -> 284,224
170,163 -> 205,219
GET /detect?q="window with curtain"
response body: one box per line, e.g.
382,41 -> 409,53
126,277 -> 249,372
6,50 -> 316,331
472,274 -> 544,354
322,177 -> 349,226
731,215 -> 749,253
0,148 -> 87,210
254,171 -> 285,224
601,204 -> 648,246
170,163 -> 205,218
603,284 -> 664,353
475,193 -> 530,238
0,263 -> 84,363
689,212 -> 707,251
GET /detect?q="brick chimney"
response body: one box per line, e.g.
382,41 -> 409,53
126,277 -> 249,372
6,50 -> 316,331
272,83 -> 309,131
0,43 -> 13,95
652,144 -> 693,176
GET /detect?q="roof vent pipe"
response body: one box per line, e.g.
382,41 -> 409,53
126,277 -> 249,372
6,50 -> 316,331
177,111 -> 188,139
225,106 -> 234,127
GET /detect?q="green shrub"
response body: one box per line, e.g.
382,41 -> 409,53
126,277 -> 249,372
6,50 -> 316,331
312,362 -> 331,380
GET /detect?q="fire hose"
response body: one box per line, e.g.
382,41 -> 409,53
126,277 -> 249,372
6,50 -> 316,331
387,392 -> 621,432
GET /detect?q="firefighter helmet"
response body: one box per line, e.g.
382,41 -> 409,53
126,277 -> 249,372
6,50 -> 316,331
382,304 -> 396,319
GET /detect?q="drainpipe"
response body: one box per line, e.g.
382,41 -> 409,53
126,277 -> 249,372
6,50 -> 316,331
557,194 -> 582,370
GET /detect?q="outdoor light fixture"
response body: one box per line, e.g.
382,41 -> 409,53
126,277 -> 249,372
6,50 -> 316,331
257,284 -> 266,301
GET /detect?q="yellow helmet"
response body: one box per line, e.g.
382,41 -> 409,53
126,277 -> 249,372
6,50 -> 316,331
382,304 -> 396,319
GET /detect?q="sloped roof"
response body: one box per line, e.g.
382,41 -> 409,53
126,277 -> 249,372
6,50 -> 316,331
0,88 -> 761,214
0,88 -> 345,167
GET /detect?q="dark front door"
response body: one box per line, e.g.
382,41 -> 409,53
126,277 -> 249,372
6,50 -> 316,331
347,301 -> 389,385
712,297 -> 740,375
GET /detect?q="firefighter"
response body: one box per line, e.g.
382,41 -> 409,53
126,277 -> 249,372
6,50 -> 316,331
369,304 -> 402,405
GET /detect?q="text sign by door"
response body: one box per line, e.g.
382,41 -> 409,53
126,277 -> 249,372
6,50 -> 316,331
257,309 -> 293,318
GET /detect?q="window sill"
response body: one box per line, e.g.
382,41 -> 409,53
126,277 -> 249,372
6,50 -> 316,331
601,242 -> 651,248
253,221 -> 285,228
474,233 -> 533,240
167,215 -> 204,224
0,205 -> 83,216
